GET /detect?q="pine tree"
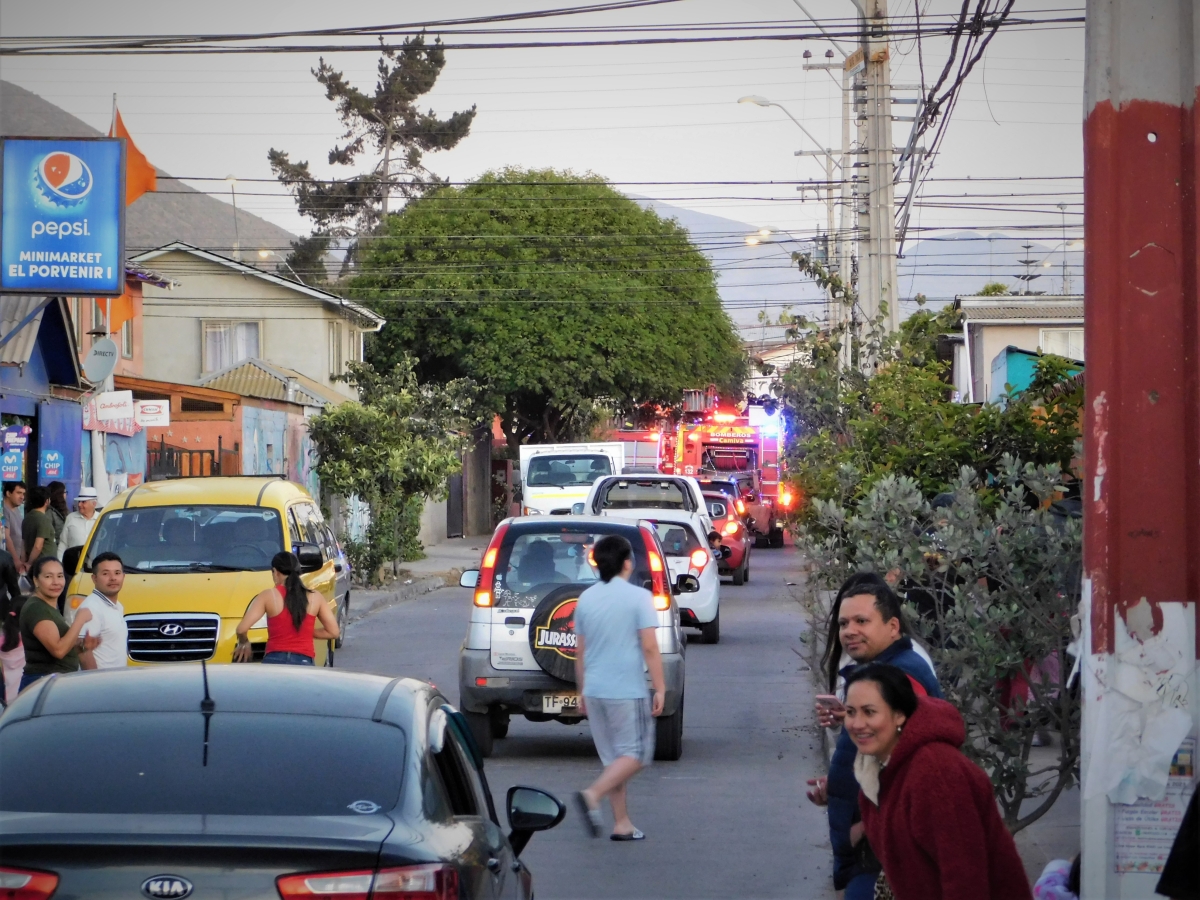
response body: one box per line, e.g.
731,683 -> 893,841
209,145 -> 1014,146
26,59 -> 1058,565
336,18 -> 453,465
269,35 -> 475,279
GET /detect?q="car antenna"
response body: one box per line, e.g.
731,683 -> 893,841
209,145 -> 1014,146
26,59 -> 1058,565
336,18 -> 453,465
200,659 -> 216,766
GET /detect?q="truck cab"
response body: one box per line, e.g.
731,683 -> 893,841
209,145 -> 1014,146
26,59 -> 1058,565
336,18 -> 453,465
517,442 -> 625,516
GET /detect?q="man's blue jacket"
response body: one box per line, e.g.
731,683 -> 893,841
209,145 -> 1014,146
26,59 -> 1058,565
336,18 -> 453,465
826,636 -> 942,889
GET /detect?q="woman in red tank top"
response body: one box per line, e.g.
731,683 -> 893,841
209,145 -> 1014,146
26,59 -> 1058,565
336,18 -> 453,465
233,552 -> 339,665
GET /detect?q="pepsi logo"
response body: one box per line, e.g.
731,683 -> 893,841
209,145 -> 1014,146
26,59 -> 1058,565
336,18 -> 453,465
36,152 -> 93,205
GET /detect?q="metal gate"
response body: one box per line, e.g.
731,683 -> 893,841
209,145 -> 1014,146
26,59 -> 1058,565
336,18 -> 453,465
446,472 -> 464,538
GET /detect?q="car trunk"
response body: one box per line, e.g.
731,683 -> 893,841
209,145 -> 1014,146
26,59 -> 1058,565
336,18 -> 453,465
1,812 -> 401,898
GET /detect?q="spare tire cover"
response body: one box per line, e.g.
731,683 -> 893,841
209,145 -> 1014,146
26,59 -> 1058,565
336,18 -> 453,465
528,583 -> 590,683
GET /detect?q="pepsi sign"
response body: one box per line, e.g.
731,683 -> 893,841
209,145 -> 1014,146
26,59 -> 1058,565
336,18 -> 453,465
1,137 -> 125,296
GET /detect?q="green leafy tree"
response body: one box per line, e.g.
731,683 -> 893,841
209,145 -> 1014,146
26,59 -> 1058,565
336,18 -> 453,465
977,281 -> 1011,296
352,168 -> 747,455
307,358 -> 476,581
269,35 -> 476,277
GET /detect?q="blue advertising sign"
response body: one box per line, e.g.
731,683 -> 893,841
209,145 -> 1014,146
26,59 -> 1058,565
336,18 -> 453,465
1,450 -> 23,482
40,449 -> 63,479
1,137 -> 126,296
1,425 -> 30,450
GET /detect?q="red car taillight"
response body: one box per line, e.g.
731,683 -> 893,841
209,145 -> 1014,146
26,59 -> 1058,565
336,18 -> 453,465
723,519 -> 740,536
277,864 -> 458,900
0,867 -> 59,900
473,523 -> 510,608
639,526 -> 670,607
689,548 -> 709,571
735,499 -> 746,516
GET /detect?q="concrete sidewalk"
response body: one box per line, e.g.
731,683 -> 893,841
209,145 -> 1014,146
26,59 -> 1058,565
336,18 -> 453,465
344,535 -> 490,627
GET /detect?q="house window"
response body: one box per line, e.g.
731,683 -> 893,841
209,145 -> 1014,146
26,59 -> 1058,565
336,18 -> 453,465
328,321 -> 343,378
66,299 -> 81,345
92,299 -> 107,336
121,319 -> 134,359
348,328 -> 363,365
203,321 -> 260,373
1039,328 -> 1084,361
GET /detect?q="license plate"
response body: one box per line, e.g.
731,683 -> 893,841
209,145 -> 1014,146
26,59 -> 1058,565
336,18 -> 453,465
542,693 -> 580,714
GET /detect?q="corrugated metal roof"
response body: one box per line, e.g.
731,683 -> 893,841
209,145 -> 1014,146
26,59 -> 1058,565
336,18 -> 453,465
964,303 -> 1083,322
0,296 -> 49,365
198,358 -> 345,408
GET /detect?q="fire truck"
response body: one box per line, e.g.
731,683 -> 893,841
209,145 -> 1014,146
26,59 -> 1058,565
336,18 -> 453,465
659,389 -> 793,547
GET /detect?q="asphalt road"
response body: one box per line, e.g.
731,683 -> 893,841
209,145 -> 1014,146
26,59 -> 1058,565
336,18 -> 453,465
338,544 -> 836,900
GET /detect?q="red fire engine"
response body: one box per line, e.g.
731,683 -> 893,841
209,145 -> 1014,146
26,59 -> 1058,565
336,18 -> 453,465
658,389 -> 793,547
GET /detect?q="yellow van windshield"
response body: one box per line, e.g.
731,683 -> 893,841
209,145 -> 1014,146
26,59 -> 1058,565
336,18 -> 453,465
85,505 -> 284,573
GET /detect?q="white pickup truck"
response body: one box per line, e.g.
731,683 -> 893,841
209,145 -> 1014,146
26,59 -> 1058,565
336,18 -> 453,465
517,442 -> 625,516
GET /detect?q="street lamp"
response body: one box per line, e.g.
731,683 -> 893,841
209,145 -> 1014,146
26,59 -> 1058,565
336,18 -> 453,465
225,175 -> 241,261
258,248 -> 305,283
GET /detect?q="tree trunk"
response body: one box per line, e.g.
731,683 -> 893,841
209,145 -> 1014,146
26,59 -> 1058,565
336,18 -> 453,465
381,129 -> 392,218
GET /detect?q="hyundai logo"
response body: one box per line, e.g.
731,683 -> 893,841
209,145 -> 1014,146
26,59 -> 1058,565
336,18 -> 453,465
141,875 -> 194,899
158,623 -> 185,637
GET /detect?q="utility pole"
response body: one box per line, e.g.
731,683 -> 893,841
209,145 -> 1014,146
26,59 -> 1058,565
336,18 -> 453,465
1081,1 -> 1200,895
855,0 -> 899,337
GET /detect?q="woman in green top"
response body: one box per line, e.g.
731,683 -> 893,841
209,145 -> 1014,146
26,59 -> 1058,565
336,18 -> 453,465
18,557 -> 97,692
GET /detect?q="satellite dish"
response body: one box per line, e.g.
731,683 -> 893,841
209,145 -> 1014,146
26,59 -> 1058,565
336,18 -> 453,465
83,337 -> 118,383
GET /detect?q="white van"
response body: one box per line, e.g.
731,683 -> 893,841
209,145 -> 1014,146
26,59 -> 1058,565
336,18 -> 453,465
517,442 -> 625,516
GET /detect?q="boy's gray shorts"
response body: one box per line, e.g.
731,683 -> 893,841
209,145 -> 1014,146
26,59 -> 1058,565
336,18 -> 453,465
586,696 -> 655,767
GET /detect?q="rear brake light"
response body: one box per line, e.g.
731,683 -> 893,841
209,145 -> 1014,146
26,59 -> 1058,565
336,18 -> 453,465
723,520 -> 740,536
689,549 -> 709,570
779,489 -> 794,507
0,867 -> 59,900
277,864 -> 458,900
653,594 -> 671,611
474,523 -> 509,608
647,551 -> 663,573
735,499 -> 746,515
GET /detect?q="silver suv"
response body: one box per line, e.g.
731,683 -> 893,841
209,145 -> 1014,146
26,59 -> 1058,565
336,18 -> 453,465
457,515 -> 692,760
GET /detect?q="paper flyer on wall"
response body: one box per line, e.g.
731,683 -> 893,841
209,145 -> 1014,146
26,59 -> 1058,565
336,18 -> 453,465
1114,737 -> 1196,873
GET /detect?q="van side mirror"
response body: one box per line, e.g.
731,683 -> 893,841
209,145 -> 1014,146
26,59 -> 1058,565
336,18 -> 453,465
571,503 -> 585,515
293,542 -> 323,572
459,569 -> 480,589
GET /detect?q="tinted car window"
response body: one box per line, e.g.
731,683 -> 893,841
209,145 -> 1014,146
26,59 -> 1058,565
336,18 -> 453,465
85,506 -> 284,572
598,479 -> 687,510
527,455 -> 612,487
0,713 -> 404,816
648,521 -> 702,557
492,525 -> 650,607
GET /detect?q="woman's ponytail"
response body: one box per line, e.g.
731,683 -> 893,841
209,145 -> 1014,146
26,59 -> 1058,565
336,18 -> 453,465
272,551 -> 309,630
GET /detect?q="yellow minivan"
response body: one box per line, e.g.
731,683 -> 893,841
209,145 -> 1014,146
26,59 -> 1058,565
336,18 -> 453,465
65,476 -> 340,666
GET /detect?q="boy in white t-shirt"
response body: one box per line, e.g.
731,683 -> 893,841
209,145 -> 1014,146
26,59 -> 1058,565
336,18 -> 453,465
79,552 -> 128,670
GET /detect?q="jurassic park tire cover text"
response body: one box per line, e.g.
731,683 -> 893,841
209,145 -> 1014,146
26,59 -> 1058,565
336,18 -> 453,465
528,584 -> 589,683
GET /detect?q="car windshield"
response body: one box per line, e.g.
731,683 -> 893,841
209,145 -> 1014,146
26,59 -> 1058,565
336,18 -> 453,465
526,454 -> 612,487
85,505 -> 284,572
648,521 -> 703,557
0,713 -> 404,816
598,479 -> 687,510
493,526 -> 647,607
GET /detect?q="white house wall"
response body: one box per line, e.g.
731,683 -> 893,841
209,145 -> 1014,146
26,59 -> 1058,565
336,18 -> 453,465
139,250 -> 361,400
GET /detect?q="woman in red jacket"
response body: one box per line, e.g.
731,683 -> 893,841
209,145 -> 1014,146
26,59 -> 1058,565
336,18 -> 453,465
843,663 -> 1032,900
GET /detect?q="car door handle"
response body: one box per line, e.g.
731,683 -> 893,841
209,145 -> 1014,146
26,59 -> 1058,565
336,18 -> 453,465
487,858 -> 502,874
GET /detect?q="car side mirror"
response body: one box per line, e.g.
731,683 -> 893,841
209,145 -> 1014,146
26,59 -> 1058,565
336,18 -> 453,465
571,502 -> 585,515
459,569 -> 480,589
507,785 -> 565,856
674,574 -> 700,594
294,542 -> 323,572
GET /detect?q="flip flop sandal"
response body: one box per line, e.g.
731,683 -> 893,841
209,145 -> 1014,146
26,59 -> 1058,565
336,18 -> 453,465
610,829 -> 646,841
574,792 -> 603,838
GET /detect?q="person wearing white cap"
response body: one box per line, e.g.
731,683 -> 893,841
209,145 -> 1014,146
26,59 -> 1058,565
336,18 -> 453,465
58,487 -> 101,561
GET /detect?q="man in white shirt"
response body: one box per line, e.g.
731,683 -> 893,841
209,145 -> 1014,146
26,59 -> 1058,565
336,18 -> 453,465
79,552 -> 128,670
59,487 -> 100,560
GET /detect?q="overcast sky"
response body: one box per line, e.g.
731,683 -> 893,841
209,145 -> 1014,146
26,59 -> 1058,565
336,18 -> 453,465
0,0 -> 1084,293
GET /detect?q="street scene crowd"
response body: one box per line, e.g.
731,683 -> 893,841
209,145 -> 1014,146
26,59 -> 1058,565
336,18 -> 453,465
1,1 -> 1199,898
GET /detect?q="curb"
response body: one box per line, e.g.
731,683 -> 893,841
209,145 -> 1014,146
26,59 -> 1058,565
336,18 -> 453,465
346,575 -> 449,626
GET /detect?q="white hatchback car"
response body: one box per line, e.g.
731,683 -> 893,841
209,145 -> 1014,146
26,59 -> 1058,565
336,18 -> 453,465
642,513 -> 721,644
581,474 -> 715,537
